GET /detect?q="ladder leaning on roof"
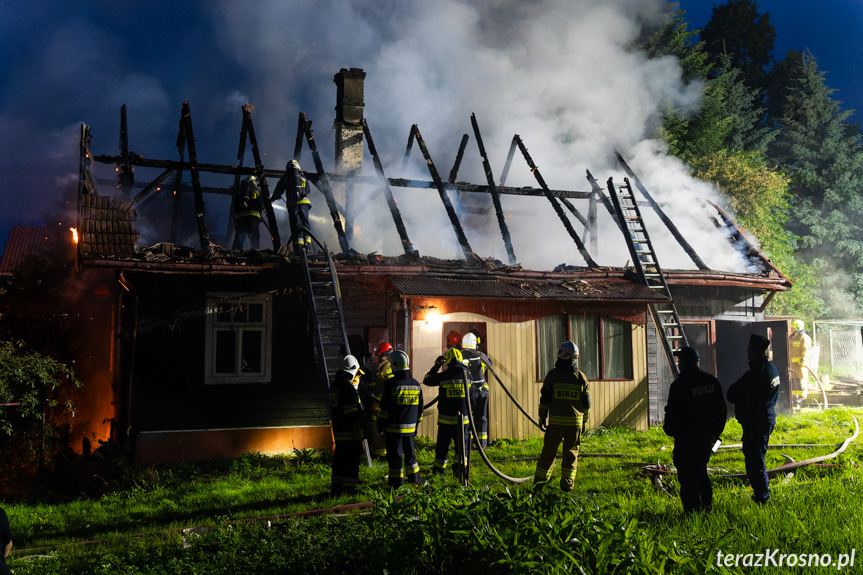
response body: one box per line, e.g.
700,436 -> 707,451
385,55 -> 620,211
606,177 -> 688,377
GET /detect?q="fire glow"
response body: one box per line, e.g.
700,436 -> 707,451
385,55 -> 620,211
70,227 -> 79,244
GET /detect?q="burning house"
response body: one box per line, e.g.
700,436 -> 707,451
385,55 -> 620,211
58,68 -> 791,464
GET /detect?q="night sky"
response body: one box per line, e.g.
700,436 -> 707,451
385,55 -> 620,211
1,1 -> 861,269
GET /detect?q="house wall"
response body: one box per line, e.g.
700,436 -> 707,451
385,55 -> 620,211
413,310 -> 649,440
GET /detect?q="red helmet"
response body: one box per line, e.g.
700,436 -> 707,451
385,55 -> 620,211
446,331 -> 462,348
375,342 -> 393,357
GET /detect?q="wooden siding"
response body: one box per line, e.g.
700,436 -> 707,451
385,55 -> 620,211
414,312 -> 648,440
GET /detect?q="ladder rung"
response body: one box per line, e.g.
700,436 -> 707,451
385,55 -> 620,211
655,309 -> 674,313
666,335 -> 684,340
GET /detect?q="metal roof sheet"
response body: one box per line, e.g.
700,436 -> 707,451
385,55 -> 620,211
388,274 -> 668,302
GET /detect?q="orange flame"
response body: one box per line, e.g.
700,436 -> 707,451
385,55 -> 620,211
70,228 -> 79,244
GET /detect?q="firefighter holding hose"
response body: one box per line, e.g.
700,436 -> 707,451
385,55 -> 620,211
534,341 -> 590,492
424,346 -> 471,476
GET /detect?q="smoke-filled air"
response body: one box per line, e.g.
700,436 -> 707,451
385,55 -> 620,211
1,0 -> 753,272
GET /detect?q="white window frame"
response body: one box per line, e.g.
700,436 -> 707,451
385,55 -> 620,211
205,292 -> 272,384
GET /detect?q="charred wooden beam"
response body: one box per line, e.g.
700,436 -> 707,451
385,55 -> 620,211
226,105 -> 251,247
448,134 -> 469,184
244,105 -> 282,248
362,119 -> 416,256
133,168 -> 175,206
401,124 -> 419,172
471,113 -> 516,265
412,125 -> 475,260
78,124 -> 97,196
614,150 -> 708,270
170,144 -> 184,244
585,169 -> 623,232
303,119 -> 352,254
515,136 -> 598,268
499,136 -> 518,186
178,102 -> 211,252
118,104 -> 134,199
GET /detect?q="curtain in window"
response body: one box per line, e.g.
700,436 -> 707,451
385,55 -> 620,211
569,314 -> 599,379
603,317 -> 632,379
537,315 -> 566,378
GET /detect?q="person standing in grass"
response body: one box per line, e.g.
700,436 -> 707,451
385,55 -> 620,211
534,341 -> 590,492
727,334 -> 780,505
329,355 -> 365,495
663,347 -> 727,513
378,350 -> 424,487
0,508 -> 11,575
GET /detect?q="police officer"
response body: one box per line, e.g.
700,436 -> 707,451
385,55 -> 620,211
727,334 -> 780,505
789,319 -> 812,403
378,350 -> 424,487
534,341 -> 590,492
329,355 -> 364,495
271,159 -> 311,252
663,347 -> 726,513
232,175 -> 265,249
423,347 -> 471,475
461,332 -> 490,448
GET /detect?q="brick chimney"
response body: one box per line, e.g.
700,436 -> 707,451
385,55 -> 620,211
333,68 -> 366,176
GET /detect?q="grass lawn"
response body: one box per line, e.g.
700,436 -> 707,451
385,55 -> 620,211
4,406 -> 862,574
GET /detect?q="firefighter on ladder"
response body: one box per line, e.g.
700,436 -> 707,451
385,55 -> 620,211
789,319 -> 812,405
534,341 -> 590,492
461,332 -> 490,448
424,346 -> 471,476
377,350 -> 424,487
329,355 -> 364,495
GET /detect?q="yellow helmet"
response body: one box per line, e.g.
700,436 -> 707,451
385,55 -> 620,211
792,319 -> 805,332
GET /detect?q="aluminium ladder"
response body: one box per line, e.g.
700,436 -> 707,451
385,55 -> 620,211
606,177 -> 688,376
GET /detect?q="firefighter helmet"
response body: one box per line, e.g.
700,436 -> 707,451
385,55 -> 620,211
340,355 -> 360,377
246,175 -> 258,185
446,331 -> 462,348
375,342 -> 393,357
391,350 -> 410,371
557,341 -> 579,361
792,319 -> 805,332
462,333 -> 478,349
444,347 -> 463,365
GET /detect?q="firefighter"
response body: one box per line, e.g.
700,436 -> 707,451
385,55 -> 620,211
461,332 -> 491,448
329,355 -> 364,495
361,342 -> 393,460
424,346 -> 471,475
446,330 -> 462,351
663,347 -> 727,513
789,319 -> 812,403
378,350 -> 424,487
727,334 -> 780,505
534,341 -> 590,492
232,175 -> 265,249
271,159 -> 311,252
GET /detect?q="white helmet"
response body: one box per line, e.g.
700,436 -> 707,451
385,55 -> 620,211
340,355 -> 360,377
462,333 -> 478,349
557,341 -> 578,361
391,350 -> 410,371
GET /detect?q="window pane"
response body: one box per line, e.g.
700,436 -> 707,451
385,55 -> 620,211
216,305 -> 233,323
603,318 -> 632,379
241,330 -> 263,373
569,314 -> 599,379
248,303 -> 264,324
215,330 -> 237,374
537,315 -> 566,378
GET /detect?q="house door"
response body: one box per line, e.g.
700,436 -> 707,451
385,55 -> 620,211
715,320 -> 791,414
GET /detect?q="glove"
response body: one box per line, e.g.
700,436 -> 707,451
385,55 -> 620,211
538,416 -> 547,432
435,355 -> 445,367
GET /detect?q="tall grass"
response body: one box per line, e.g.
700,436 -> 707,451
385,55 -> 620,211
5,407 -> 862,574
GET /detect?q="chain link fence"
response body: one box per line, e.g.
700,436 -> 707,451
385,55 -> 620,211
813,321 -> 863,377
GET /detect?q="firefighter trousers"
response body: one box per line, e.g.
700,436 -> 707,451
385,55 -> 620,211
433,422 -> 470,473
534,424 -> 581,491
470,391 -> 489,448
331,438 -> 362,493
385,434 -> 421,487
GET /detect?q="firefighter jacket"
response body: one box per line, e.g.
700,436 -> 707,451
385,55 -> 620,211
373,355 -> 394,396
234,179 -> 264,220
462,349 -> 490,395
663,367 -> 726,446
271,161 -> 310,206
378,371 -> 424,434
424,360 -> 470,425
727,358 -> 780,428
539,359 -> 590,427
329,370 -> 364,442
789,330 -> 811,379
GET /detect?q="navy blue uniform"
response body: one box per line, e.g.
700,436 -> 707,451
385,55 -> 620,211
379,371 -> 424,487
329,370 -> 364,493
664,367 -> 727,512
462,348 -> 491,448
424,360 -> 470,474
727,358 -> 780,503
